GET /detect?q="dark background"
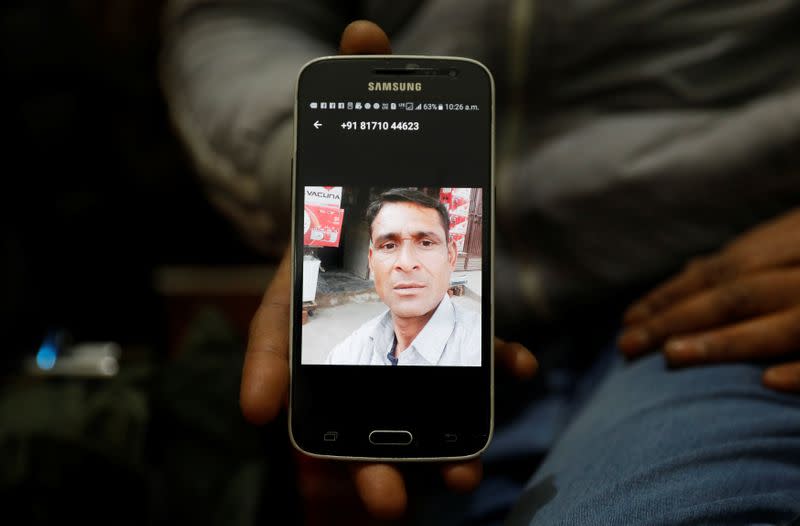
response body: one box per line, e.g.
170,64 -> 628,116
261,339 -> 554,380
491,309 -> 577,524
2,1 -> 266,366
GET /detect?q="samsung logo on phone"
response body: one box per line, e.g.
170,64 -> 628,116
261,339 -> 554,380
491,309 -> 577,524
368,82 -> 422,92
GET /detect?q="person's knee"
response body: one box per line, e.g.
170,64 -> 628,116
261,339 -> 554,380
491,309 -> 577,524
506,354 -> 800,525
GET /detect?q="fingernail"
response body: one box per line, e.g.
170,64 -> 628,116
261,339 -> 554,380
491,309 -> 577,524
618,328 -> 650,353
664,339 -> 703,365
764,367 -> 800,390
763,368 -> 784,385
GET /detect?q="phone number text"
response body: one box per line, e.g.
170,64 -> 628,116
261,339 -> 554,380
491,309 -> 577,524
339,121 -> 420,131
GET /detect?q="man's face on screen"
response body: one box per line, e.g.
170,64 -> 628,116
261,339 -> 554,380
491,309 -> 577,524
369,202 -> 456,318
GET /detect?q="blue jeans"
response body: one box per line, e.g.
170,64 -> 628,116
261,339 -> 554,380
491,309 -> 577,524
413,340 -> 800,525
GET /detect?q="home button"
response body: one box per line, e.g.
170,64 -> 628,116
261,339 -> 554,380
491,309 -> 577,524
369,430 -> 413,446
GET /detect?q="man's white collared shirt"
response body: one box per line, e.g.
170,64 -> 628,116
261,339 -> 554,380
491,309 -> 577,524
325,294 -> 481,366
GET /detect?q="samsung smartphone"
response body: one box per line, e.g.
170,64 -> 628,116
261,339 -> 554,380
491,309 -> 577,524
290,56 -> 494,460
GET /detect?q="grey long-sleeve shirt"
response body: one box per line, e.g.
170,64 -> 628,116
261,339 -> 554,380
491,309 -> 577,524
160,0 -> 800,321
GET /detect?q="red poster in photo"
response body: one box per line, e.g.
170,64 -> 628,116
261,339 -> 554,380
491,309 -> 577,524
449,213 -> 468,234
304,204 -> 344,247
440,188 -> 472,215
439,188 -> 453,207
451,233 -> 465,252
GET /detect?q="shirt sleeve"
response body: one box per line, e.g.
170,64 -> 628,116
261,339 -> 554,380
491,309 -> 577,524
464,309 -> 482,367
326,331 -> 358,365
325,340 -> 342,364
159,0 -> 356,253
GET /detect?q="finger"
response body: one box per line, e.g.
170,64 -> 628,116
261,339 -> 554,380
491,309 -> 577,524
295,453 -> 356,503
339,20 -> 391,55
441,459 -> 483,493
495,338 -> 538,379
725,207 -> 800,262
625,209 -> 800,327
763,361 -> 800,393
240,248 -> 292,424
623,254 -> 740,326
297,455 -> 380,526
350,463 -> 407,520
619,269 -> 800,357
662,306 -> 800,367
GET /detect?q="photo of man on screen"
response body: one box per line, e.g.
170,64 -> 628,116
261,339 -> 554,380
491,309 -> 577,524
326,188 -> 481,366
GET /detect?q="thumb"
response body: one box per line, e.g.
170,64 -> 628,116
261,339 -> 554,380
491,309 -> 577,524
339,20 -> 391,55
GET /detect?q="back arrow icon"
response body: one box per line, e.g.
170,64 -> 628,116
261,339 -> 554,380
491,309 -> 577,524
313,120 -> 322,129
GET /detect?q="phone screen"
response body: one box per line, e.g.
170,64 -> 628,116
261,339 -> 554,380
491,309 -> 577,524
302,184 -> 483,367
292,57 -> 493,459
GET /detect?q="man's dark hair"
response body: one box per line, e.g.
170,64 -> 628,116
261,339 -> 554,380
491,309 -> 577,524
365,188 -> 450,240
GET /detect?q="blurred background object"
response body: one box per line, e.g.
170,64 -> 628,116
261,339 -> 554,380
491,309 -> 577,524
23,331 -> 122,378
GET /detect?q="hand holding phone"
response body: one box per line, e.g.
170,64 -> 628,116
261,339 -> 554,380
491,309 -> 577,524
241,20 -> 536,519
242,247 -> 537,518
